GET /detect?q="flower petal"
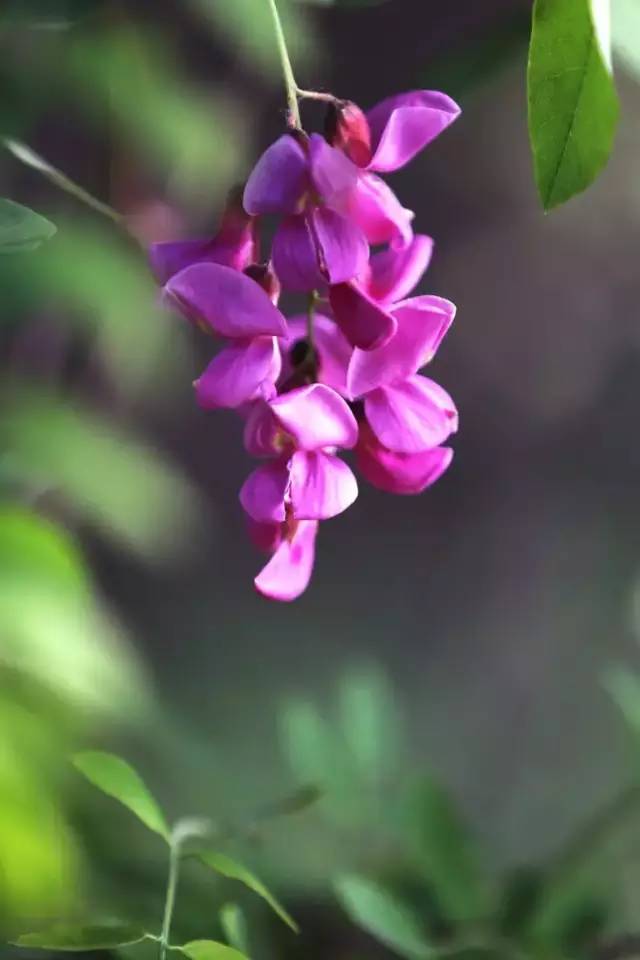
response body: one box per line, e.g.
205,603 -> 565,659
329,282 -> 397,351
367,234 -> 434,304
247,519 -> 282,553
254,520 -> 318,602
270,383 -> 358,450
367,90 -> 461,172
289,450 -> 358,520
272,214 -> 324,291
165,263 -> 287,338
347,295 -> 456,397
308,133 -> 358,207
344,172 -> 414,247
243,134 -> 309,215
243,400 -> 278,457
310,207 -> 369,285
239,460 -> 289,523
365,375 -> 458,453
195,337 -> 281,409
279,314 -> 353,397
356,424 -> 453,494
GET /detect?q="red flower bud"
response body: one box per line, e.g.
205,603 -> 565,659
324,100 -> 372,168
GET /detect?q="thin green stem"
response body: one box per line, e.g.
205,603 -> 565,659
159,842 -> 180,960
265,0 -> 301,129
307,290 -> 318,357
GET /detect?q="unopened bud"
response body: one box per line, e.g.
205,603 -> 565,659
219,184 -> 260,269
244,261 -> 281,304
324,100 -> 372,168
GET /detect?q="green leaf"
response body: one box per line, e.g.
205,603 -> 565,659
612,0 -> 640,78
219,903 -> 250,955
334,875 -> 431,960
403,777 -> 488,923
73,751 -> 170,841
528,0 -> 619,209
605,666 -> 640,734
12,923 -> 148,950
337,663 -> 404,783
176,940 -> 248,960
198,850 -> 297,932
0,198 -> 56,253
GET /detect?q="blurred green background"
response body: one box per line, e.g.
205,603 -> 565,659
3,1 -> 640,958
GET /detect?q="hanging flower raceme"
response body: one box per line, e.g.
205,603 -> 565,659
154,79 -> 460,600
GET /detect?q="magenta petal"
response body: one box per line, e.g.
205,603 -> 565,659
279,314 -> 353,397
243,134 -> 309,215
272,215 -> 323,291
367,90 -> 461,172
357,428 -> 453,494
367,234 -> 434,304
308,133 -> 358,207
289,450 -> 358,520
329,282 -> 397,351
270,383 -> 358,450
247,518 -> 282,553
345,172 -> 414,247
244,400 -> 279,457
150,238 -> 219,285
165,263 -> 287,338
239,460 -> 289,523
254,520 -> 318,602
365,375 -> 458,453
195,337 -> 281,409
347,294 -> 456,397
310,207 -> 369,285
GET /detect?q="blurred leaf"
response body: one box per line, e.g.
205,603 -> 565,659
337,663 -> 403,783
528,0 -> 619,209
612,0 -> 640,77
0,391 -> 200,560
219,903 -> 249,955
73,751 -> 170,841
0,198 -> 56,253
0,505 -> 87,594
255,783 -> 322,820
176,940 -> 247,960
403,776 -> 488,923
199,850 -> 297,932
528,875 -> 607,952
334,874 -> 431,960
605,666 -> 640,735
13,923 -> 148,950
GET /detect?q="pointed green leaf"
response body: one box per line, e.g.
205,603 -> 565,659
528,0 -> 619,209
73,751 -> 170,841
12,923 -> 148,950
198,850 -> 297,932
604,666 -> 640,734
219,903 -> 250,955
338,663 -> 404,782
176,940 -> 248,960
0,198 -> 56,253
334,875 -> 431,960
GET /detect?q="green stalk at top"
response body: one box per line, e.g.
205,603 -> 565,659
266,0 -> 302,129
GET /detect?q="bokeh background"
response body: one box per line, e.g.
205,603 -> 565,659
3,1 -> 640,958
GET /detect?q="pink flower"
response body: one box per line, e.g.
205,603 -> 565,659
355,422 -> 453,495
249,517 -> 318,602
164,262 -> 287,409
149,188 -> 258,285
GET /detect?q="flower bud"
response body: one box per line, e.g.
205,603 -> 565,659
324,100 -> 372,168
244,261 -> 281,304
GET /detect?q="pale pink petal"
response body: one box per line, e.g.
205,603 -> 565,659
279,314 -> 353,397
367,90 -> 461,173
254,520 -> 318,602
367,234 -> 434,304
165,263 -> 287,338
289,450 -> 358,520
239,460 -> 289,523
329,282 -> 397,351
356,424 -> 453,494
344,172 -> 414,247
365,375 -> 458,453
308,133 -> 358,207
347,295 -> 456,397
270,383 -> 358,450
195,337 -> 281,409
243,134 -> 309,215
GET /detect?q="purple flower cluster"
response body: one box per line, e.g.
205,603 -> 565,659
151,90 -> 460,601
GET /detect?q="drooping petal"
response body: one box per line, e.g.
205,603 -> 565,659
195,337 -> 281,409
243,134 -> 309,215
308,133 -> 359,207
289,450 -> 358,519
239,460 -> 290,524
272,214 -> 323,291
365,375 -> 458,453
310,207 -> 369,285
165,263 -> 287,338
254,519 -> 318,602
343,172 -> 414,247
347,295 -> 456,397
366,234 -> 434,304
279,314 -> 353,397
329,282 -> 397,351
356,424 -> 453,494
270,383 -> 358,450
367,90 -> 461,173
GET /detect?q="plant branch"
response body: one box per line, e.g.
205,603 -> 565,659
265,0 -> 301,129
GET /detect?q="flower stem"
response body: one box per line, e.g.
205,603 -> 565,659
265,0 -> 301,130
159,841 -> 180,960
307,290 -> 319,357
